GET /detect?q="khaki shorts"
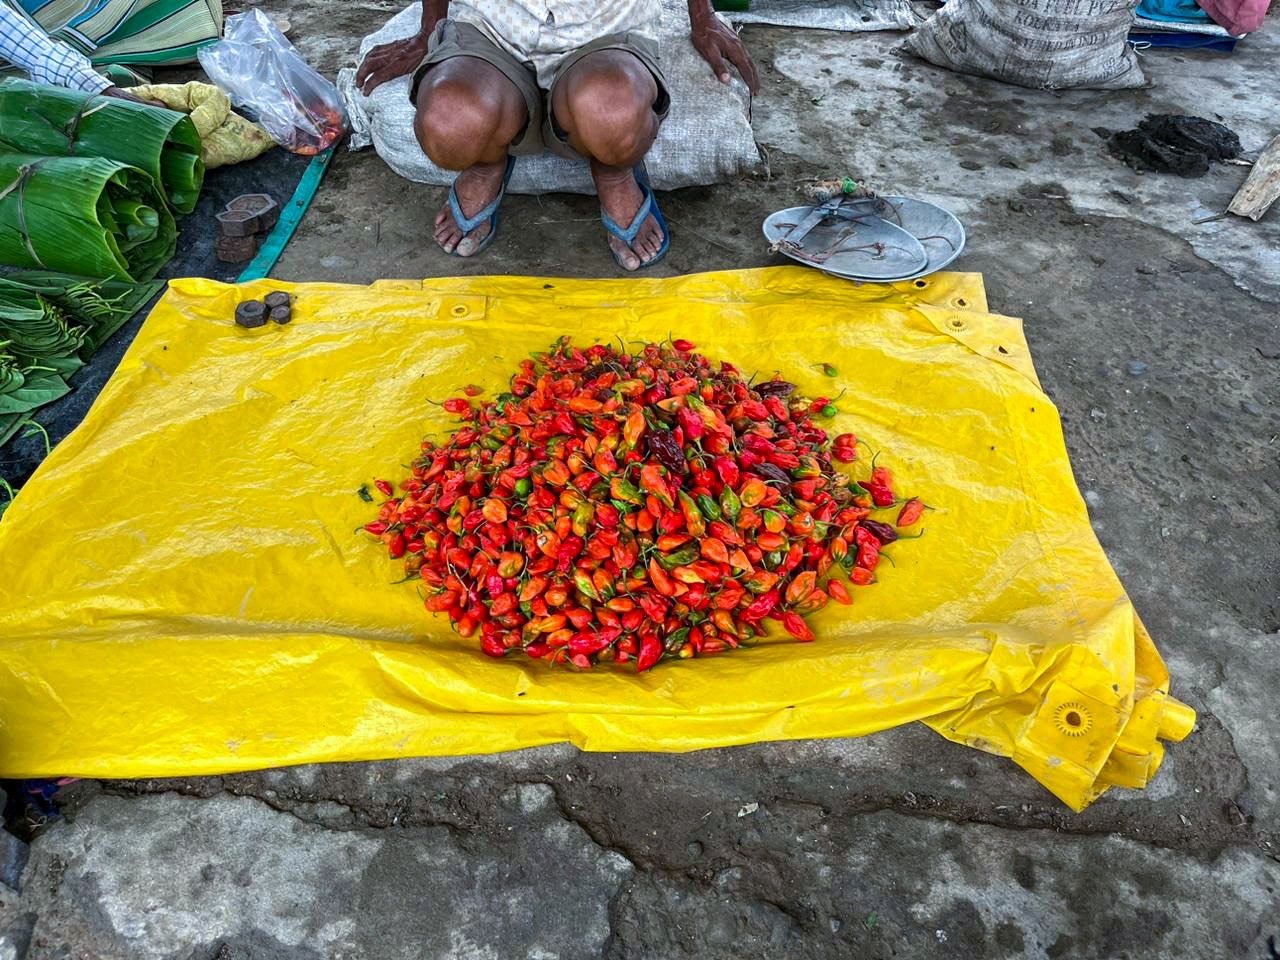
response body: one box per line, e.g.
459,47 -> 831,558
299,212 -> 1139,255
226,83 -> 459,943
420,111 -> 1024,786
410,20 -> 671,160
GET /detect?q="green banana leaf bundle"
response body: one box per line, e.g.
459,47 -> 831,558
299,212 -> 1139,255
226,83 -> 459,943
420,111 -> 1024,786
0,273 -> 163,449
0,151 -> 176,281
0,78 -> 204,213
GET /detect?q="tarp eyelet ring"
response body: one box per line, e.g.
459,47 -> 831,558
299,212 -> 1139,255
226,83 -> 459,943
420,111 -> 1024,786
1054,702 -> 1093,737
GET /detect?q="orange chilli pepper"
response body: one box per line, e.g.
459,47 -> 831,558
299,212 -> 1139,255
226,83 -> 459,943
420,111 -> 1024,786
827,579 -> 852,605
623,409 -> 646,446
784,571 -> 817,605
757,532 -> 786,551
897,498 -> 926,527
780,612 -> 815,642
739,478 -> 768,507
700,537 -> 730,565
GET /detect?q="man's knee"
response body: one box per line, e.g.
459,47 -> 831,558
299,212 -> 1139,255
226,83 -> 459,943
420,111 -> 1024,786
559,54 -> 658,166
414,72 -> 510,169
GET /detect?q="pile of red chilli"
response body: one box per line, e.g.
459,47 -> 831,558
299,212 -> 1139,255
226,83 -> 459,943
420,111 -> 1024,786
365,338 -> 926,671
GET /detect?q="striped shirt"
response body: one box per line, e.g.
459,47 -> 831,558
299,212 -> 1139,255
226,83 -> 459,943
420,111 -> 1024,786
450,0 -> 661,85
0,2 -> 110,92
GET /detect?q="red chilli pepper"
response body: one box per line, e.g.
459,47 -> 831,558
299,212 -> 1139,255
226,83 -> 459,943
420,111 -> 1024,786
858,480 -> 895,508
780,612 -> 815,642
637,633 -> 662,672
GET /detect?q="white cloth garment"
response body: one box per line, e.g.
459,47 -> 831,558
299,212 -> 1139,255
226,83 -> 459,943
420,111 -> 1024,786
448,0 -> 661,85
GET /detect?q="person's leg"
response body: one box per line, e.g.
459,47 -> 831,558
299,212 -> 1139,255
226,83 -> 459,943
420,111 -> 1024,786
414,57 -> 528,255
550,50 -> 664,271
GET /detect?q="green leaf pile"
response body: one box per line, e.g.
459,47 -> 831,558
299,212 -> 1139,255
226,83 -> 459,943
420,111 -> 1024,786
0,272 -> 161,449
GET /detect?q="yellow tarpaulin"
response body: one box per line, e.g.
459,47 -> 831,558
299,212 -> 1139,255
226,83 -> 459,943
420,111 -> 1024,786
0,267 -> 1193,810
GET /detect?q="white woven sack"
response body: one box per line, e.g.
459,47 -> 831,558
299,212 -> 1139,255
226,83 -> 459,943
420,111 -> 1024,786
732,0 -> 917,32
904,0 -> 1147,90
336,0 -> 761,195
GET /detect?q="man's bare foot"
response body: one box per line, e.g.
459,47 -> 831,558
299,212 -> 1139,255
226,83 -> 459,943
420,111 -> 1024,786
593,164 -> 665,271
434,159 -> 509,256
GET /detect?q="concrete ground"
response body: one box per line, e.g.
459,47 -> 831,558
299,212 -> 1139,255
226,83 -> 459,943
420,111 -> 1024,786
3,4 -> 1279,959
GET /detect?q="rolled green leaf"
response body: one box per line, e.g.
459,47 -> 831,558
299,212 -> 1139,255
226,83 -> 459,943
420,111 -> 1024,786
0,273 -> 165,452
0,152 -> 176,281
0,272 -> 164,349
0,288 -> 87,367
109,199 -> 161,244
0,355 -> 25,398
0,78 -> 204,214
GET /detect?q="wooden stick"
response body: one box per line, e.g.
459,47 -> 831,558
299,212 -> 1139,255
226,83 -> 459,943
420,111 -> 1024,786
1228,134 -> 1280,222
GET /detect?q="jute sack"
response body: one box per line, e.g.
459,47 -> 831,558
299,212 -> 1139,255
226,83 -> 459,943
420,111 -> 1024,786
904,0 -> 1147,90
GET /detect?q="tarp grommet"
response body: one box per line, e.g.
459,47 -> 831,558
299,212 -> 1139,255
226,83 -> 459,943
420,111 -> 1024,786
1053,702 -> 1093,737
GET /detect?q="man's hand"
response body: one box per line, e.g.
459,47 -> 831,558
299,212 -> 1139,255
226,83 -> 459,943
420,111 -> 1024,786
357,0 -> 447,95
689,3 -> 759,94
356,30 -> 432,96
102,86 -> 166,108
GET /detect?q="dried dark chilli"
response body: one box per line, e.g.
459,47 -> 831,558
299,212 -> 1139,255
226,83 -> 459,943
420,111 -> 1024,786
755,380 -> 796,398
859,519 -> 898,544
647,427 -> 688,474
365,338 -> 927,671
754,462 -> 794,490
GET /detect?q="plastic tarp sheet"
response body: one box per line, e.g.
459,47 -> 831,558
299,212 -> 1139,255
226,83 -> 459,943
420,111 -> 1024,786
0,268 -> 1193,810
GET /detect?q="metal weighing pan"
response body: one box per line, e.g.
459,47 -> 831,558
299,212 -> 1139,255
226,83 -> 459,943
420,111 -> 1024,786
763,196 -> 966,283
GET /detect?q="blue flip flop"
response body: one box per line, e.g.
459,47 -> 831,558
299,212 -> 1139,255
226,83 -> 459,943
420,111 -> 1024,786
601,162 -> 670,270
444,155 -> 516,257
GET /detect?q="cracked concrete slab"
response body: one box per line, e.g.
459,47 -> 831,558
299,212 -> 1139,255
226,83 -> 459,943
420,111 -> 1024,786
0,710 -> 1263,957
610,810 -> 1279,959
3,785 -> 1275,959
4,790 -> 629,959
1,2 -> 1277,956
